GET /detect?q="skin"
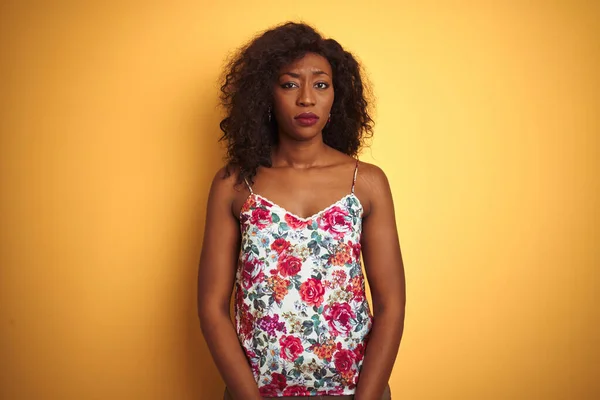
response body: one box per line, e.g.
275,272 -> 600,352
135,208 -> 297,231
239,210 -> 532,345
198,53 -> 406,400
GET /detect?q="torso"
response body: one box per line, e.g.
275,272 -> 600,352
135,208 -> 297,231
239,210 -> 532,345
232,155 -> 373,397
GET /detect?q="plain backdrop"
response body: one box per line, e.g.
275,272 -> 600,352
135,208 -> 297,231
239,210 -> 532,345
1,1 -> 598,399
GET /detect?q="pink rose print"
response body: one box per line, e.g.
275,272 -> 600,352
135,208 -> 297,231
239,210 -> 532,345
317,387 -> 345,396
333,348 -> 356,372
277,254 -> 302,277
271,238 -> 291,254
318,206 -> 352,238
324,302 -> 356,336
241,257 -> 264,289
250,207 -> 272,228
279,335 -> 304,361
299,278 -> 325,307
258,198 -> 272,207
259,372 -> 287,396
283,386 -> 311,396
349,240 -> 362,259
285,213 -> 308,229
353,343 -> 366,362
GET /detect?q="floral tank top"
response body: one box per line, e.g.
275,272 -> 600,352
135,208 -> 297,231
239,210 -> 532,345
234,160 -> 373,397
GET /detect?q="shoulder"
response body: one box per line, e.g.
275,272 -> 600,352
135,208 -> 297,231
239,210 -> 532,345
356,161 -> 390,191
208,165 -> 247,203
210,165 -> 235,190
208,164 -> 254,219
355,161 -> 392,217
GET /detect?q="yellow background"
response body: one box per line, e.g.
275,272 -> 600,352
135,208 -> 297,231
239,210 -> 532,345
1,1 -> 598,399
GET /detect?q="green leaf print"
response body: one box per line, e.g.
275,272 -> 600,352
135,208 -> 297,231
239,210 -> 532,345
303,325 -> 314,336
302,320 -> 314,329
253,298 -> 267,310
271,213 -> 280,223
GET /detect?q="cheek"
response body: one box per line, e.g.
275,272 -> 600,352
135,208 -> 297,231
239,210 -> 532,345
320,92 -> 335,111
273,92 -> 293,112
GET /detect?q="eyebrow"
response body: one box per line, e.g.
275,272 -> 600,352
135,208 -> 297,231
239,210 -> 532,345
280,70 -> 330,78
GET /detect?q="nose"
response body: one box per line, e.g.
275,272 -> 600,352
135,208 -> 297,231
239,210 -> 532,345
297,85 -> 315,107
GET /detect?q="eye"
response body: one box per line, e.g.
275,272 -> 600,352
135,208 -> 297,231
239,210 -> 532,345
281,82 -> 299,89
315,82 -> 330,89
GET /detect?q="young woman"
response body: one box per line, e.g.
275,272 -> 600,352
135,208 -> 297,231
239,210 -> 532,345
198,22 -> 405,400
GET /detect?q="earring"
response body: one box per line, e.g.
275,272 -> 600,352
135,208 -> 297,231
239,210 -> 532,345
268,107 -> 272,122
328,113 -> 331,123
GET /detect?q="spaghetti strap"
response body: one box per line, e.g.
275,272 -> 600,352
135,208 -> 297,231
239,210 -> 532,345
243,177 -> 253,194
351,159 -> 359,194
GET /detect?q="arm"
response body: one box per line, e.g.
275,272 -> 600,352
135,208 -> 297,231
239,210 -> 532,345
354,164 -> 406,400
197,168 -> 262,400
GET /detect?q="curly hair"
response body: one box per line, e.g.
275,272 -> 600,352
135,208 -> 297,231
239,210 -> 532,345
219,22 -> 374,185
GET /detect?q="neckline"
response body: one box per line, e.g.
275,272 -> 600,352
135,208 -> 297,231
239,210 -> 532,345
241,192 -> 362,222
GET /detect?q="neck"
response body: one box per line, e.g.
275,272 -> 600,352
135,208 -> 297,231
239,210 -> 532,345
271,132 -> 328,169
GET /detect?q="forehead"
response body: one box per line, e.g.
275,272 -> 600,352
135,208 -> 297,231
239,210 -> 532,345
279,53 -> 332,75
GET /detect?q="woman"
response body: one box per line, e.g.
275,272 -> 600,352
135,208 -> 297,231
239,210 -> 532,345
198,22 -> 405,400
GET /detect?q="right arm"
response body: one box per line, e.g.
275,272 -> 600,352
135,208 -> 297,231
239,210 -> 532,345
197,168 -> 262,400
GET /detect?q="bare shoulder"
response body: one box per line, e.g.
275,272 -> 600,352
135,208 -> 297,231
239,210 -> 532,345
207,165 -> 245,209
356,161 -> 390,191
209,166 -> 236,193
355,161 -> 392,217
208,164 -> 254,220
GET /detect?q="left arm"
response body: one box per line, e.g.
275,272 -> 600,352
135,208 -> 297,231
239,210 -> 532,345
354,164 -> 406,400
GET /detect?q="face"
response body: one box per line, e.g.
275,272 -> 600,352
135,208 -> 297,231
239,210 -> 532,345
272,52 -> 334,141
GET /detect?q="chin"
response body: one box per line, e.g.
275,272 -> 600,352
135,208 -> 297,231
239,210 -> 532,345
278,123 -> 323,141
291,127 -> 323,141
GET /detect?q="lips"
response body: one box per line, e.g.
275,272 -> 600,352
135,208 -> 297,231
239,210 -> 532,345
294,112 -> 319,127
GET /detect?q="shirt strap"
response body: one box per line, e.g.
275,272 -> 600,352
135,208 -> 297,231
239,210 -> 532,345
351,159 -> 359,194
243,177 -> 254,194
